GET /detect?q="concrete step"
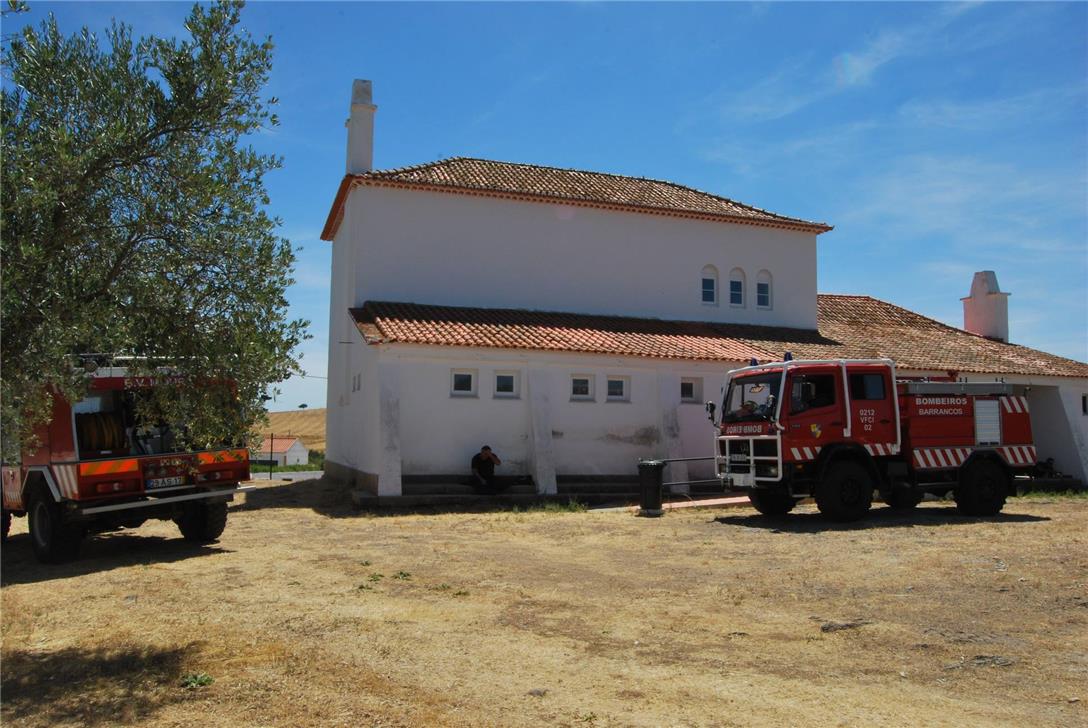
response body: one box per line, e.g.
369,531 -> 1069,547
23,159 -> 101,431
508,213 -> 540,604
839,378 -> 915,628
401,482 -> 536,496
350,492 -> 581,509
556,484 -> 727,497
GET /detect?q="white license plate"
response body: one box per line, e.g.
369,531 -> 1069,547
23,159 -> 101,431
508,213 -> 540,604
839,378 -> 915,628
730,454 -> 749,462
148,476 -> 185,489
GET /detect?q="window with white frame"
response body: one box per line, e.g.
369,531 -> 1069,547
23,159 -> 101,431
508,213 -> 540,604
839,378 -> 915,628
450,369 -> 477,397
606,376 -> 630,402
700,264 -> 718,305
729,268 -> 746,307
680,377 -> 703,403
756,270 -> 772,309
493,370 -> 520,398
571,374 -> 594,401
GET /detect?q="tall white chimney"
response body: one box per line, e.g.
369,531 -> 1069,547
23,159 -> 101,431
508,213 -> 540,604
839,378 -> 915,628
345,79 -> 376,174
961,271 -> 1010,342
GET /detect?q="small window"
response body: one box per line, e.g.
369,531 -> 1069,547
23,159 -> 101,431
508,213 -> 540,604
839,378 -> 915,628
756,270 -> 772,309
571,375 -> 594,401
702,278 -> 716,303
790,374 -> 836,413
606,376 -> 630,402
729,268 -> 746,307
451,369 -> 477,397
848,373 -> 886,400
494,371 -> 519,399
681,377 -> 703,403
701,265 -> 718,305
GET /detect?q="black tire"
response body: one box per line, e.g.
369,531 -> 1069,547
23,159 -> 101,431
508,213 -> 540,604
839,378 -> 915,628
175,501 -> 228,543
816,460 -> 874,522
955,459 -> 1009,516
1,508 -> 10,542
27,487 -> 83,563
885,486 -> 923,511
748,489 -> 796,516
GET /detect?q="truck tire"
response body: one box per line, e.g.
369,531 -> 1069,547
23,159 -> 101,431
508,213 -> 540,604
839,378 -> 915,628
748,489 -> 796,516
27,487 -> 83,563
176,501 -> 228,543
885,486 -> 923,511
816,460 -> 873,522
956,460 -> 1009,516
1,508 -> 10,542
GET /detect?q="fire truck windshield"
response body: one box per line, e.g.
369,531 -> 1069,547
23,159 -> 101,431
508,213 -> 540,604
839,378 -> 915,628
721,372 -> 782,423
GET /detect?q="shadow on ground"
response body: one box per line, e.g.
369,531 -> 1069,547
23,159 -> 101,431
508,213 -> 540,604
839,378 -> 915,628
1,642 -> 201,727
1,533 -> 227,587
713,504 -> 1051,532
236,477 -> 357,517
236,478 -> 596,518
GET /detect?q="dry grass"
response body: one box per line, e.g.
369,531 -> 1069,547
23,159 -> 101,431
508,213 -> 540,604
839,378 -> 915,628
3,485 -> 1086,727
261,408 -> 326,451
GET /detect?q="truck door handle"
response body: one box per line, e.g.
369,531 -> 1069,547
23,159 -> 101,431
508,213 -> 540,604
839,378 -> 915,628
830,421 -> 842,426
880,419 -> 891,424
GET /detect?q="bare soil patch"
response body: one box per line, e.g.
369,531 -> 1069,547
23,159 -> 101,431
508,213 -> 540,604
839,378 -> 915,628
3,486 -> 1086,727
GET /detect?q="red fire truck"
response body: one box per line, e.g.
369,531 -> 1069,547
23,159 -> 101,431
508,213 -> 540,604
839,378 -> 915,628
1,367 -> 253,562
710,357 -> 1035,521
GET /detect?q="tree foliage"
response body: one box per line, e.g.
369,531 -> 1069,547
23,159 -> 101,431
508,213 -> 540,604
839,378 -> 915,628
1,1 -> 307,458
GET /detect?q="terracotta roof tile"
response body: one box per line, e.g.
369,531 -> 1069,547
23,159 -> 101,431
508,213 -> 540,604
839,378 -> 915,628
252,436 -> 303,454
322,157 -> 832,240
349,297 -> 1088,379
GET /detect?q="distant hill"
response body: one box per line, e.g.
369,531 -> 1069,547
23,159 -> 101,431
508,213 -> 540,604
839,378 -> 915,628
260,408 -> 326,452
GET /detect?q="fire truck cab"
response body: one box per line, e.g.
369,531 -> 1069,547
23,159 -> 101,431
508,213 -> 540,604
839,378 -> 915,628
710,358 -> 1035,521
1,367 -> 252,562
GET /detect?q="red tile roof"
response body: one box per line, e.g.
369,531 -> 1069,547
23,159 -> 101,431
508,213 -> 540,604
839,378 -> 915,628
252,436 -> 304,454
321,157 -> 832,240
350,297 -> 1088,378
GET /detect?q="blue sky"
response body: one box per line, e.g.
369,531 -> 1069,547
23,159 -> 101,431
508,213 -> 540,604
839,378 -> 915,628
15,2 -> 1088,409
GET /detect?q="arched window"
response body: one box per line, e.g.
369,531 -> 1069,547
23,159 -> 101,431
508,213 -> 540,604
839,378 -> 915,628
700,265 -> 718,305
729,268 -> 746,307
756,270 -> 772,309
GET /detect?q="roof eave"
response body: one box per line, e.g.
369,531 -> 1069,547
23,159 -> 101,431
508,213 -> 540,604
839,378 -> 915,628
320,175 -> 833,241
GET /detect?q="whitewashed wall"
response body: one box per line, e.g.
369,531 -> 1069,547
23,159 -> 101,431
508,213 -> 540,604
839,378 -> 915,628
376,344 -> 735,480
999,375 -> 1088,484
343,186 -> 819,329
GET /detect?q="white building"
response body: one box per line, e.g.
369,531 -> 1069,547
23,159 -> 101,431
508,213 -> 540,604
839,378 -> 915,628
322,79 -> 1088,497
252,436 -> 309,467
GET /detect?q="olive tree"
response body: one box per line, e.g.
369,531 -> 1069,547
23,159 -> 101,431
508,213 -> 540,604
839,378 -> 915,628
1,1 -> 307,457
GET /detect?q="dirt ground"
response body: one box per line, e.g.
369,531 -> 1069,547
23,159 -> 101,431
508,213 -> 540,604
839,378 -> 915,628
2,483 -> 1086,727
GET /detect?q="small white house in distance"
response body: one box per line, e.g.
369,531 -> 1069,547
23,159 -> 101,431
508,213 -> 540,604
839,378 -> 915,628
320,79 -> 1088,497
252,436 -> 309,467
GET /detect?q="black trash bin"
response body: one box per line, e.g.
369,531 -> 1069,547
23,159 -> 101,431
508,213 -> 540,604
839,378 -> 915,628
637,459 -> 666,517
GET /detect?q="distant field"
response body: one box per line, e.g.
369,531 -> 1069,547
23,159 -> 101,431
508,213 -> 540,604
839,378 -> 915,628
260,408 -> 326,452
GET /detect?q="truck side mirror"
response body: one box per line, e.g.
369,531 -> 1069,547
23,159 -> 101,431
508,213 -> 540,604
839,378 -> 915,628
705,401 -> 717,423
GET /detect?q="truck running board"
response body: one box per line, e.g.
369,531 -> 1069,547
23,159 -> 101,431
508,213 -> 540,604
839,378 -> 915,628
76,485 -> 256,516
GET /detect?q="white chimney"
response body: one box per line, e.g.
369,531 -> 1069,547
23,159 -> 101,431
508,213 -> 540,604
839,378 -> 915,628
961,271 -> 1010,342
345,79 -> 376,174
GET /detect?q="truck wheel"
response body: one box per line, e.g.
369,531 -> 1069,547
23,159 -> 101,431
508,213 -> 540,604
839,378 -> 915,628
816,460 -> 873,522
27,488 -> 83,563
886,487 -> 923,511
176,501 -> 228,543
956,460 -> 1009,516
748,489 -> 796,516
1,508 -> 10,542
